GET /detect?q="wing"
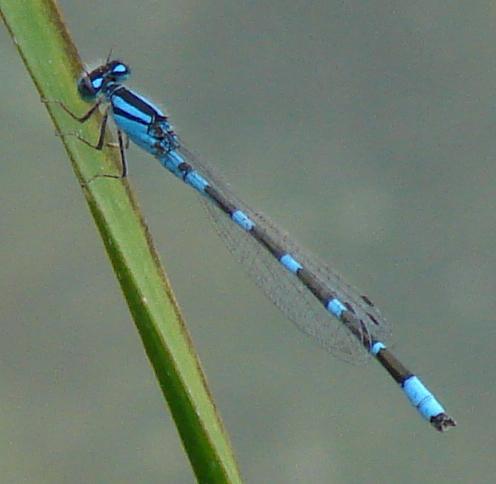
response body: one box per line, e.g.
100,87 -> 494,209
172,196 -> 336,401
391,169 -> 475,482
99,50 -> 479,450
176,144 -> 392,363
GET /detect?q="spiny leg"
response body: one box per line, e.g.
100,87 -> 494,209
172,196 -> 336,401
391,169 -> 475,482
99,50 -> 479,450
44,98 -> 127,183
44,97 -> 115,152
84,128 -> 128,185
67,106 -> 110,151
115,129 -> 128,178
42,98 -> 103,123
43,97 -> 114,150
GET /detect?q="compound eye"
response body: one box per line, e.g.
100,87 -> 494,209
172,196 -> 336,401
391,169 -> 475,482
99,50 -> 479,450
77,74 -> 101,100
109,60 -> 130,80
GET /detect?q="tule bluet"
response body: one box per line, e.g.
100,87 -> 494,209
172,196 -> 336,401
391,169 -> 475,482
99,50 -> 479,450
51,56 -> 456,432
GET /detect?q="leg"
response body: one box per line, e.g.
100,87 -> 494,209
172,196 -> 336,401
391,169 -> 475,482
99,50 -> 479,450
44,98 -> 127,183
42,98 -> 103,123
47,97 -> 112,150
116,129 -> 129,178
83,128 -> 128,185
107,133 -> 129,150
69,106 -> 110,151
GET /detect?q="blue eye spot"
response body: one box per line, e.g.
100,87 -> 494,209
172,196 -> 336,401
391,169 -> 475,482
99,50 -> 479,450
92,77 -> 103,89
113,63 -> 127,74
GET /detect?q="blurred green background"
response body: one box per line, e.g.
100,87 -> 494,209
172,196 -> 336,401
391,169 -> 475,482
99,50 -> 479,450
1,1 -> 494,482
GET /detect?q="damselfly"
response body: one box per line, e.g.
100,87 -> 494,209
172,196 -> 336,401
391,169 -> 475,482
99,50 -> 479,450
50,57 -> 456,431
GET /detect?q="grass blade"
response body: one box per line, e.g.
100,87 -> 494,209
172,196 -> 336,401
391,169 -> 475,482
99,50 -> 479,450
1,1 -> 242,482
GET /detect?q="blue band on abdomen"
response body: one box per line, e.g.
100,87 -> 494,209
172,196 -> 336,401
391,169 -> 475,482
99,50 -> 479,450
327,298 -> 347,318
280,254 -> 302,273
371,342 -> 386,355
402,376 -> 444,420
232,210 -> 254,231
165,150 -> 183,170
185,170 -> 208,193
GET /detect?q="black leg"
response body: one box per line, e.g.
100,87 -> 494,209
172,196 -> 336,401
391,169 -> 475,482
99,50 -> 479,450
46,97 -> 111,150
117,129 -> 128,178
70,106 -> 110,150
42,98 -> 103,123
83,128 -> 128,186
44,98 -> 127,183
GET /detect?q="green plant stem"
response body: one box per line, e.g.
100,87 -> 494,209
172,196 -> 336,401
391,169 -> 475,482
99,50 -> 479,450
0,1 -> 242,482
